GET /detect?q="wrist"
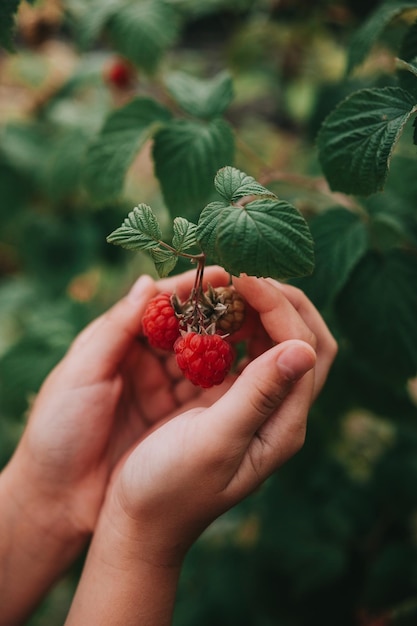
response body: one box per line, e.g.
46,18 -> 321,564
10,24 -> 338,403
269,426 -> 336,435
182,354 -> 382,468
0,450 -> 91,552
96,486 -> 187,571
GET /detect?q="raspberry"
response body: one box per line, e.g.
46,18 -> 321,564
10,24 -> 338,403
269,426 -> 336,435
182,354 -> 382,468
174,332 -> 234,388
105,59 -> 134,88
204,286 -> 246,336
142,293 -> 180,351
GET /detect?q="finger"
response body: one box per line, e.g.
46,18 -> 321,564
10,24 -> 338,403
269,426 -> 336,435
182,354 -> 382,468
227,372 -> 313,499
199,340 -> 316,451
63,275 -> 158,384
233,275 -> 317,348
157,265 -> 231,299
233,275 -> 334,398
266,280 -> 338,395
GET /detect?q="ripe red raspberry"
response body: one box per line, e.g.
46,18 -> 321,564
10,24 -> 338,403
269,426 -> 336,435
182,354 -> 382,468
174,332 -> 234,388
142,293 -> 180,351
105,59 -> 134,88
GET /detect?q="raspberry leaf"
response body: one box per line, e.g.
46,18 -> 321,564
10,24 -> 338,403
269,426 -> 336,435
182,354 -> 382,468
164,70 -> 234,120
197,198 -> 314,279
214,166 -> 277,202
153,118 -> 235,217
106,204 -> 163,250
107,0 -> 180,73
317,87 -> 417,196
149,247 -> 178,277
293,208 -> 369,309
346,2 -> 417,75
172,217 -> 198,253
84,97 -> 172,201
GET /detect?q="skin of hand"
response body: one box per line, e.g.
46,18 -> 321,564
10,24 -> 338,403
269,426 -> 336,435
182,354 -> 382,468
1,266 -> 234,540
0,266 -> 231,625
78,273 -> 338,568
65,273 -> 337,626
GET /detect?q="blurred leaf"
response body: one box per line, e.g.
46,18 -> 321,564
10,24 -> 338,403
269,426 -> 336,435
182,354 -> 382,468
77,0 -> 121,47
108,0 -> 181,72
294,208 -> 369,309
43,128 -> 91,201
84,97 -> 171,201
317,87 -> 417,195
197,198 -> 314,279
399,18 -> 417,61
153,118 -> 235,217
164,70 -> 234,120
346,2 -> 417,74
214,166 -> 276,202
107,204 -> 162,250
0,0 -> 20,52
336,249 -> 417,383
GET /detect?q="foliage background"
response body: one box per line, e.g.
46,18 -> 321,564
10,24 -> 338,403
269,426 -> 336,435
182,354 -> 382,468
1,1 -> 417,624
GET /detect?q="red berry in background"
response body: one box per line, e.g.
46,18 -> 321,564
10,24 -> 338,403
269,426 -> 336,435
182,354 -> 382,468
105,58 -> 135,89
142,293 -> 180,351
174,332 -> 234,389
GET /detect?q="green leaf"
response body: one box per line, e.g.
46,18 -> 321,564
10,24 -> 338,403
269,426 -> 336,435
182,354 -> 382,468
336,249 -> 417,382
106,204 -> 162,250
153,118 -> 235,217
149,247 -> 178,277
346,2 -> 417,74
0,0 -> 20,52
108,0 -> 180,73
172,217 -> 198,252
214,166 -> 277,202
164,70 -> 234,120
84,97 -> 171,201
293,208 -> 369,309
77,0 -> 121,47
196,198 -> 314,279
317,87 -> 417,196
399,18 -> 417,62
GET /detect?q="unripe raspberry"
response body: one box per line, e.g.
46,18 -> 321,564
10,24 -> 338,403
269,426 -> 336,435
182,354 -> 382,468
142,293 -> 180,351
174,332 -> 234,388
205,286 -> 246,335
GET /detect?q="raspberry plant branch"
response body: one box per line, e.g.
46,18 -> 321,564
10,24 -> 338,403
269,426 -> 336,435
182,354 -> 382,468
107,166 -> 315,282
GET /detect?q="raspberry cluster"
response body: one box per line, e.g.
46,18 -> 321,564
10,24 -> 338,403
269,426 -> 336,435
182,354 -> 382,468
141,285 -> 245,388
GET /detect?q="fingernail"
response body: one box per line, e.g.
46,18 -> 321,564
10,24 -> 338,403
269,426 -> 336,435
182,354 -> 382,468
127,275 -> 154,302
276,343 -> 316,381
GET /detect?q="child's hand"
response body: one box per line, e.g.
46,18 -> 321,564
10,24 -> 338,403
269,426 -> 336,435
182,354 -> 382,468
97,276 -> 337,568
2,266 -> 231,541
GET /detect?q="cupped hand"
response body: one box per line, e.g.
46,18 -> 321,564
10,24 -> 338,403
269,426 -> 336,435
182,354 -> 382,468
5,266 -> 231,538
102,275 -> 338,567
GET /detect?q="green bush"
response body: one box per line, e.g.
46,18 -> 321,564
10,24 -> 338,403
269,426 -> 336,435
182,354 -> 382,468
1,1 -> 417,624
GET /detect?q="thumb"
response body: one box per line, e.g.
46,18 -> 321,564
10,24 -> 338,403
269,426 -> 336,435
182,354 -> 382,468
201,340 -> 316,445
63,275 -> 157,383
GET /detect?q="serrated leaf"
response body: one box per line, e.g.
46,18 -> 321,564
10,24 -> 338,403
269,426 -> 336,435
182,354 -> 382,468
84,98 -> 171,201
197,198 -> 314,279
149,247 -> 178,277
164,70 -> 234,120
0,0 -> 20,52
153,118 -> 235,217
336,249 -> 417,382
293,208 -> 369,309
346,2 -> 417,74
214,166 -> 277,202
108,0 -> 180,73
107,204 -> 162,250
172,217 -> 198,252
317,87 -> 417,196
